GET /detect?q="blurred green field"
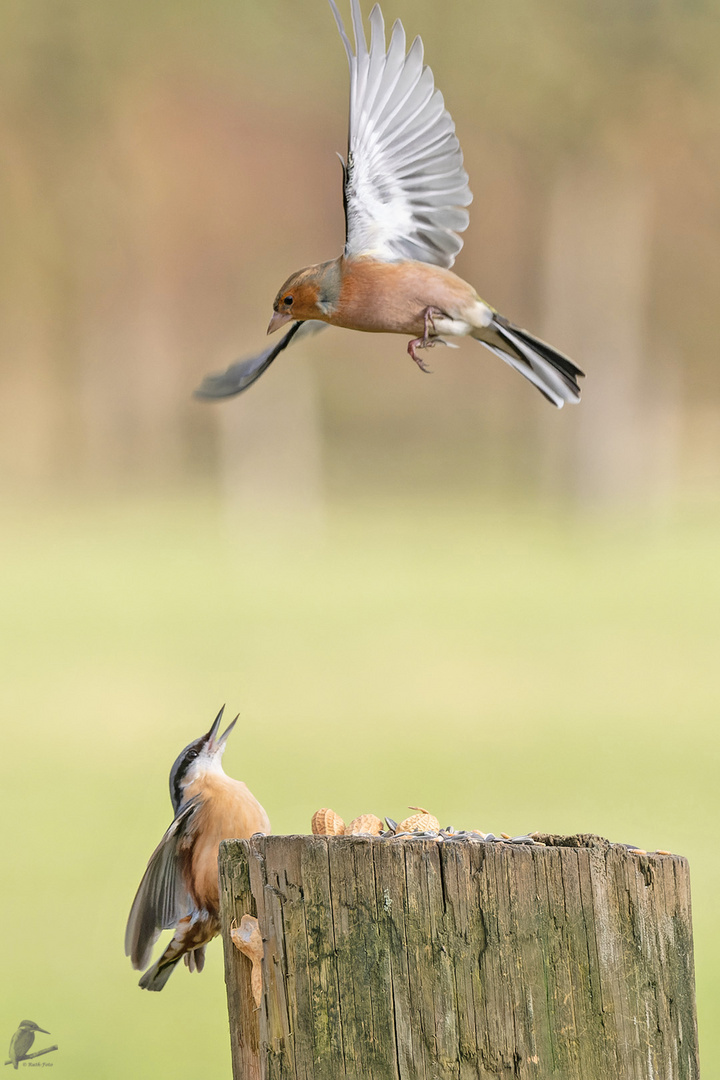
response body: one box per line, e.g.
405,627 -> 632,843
1,491 -> 718,1077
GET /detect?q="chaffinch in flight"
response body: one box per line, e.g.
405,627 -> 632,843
196,0 -> 583,408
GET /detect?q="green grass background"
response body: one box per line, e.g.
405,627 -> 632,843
1,491 -> 717,1076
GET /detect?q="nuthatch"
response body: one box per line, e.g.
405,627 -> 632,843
125,707 -> 270,991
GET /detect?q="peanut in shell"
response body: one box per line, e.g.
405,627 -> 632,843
346,813 -> 384,836
311,808 -> 346,835
398,806 -> 440,833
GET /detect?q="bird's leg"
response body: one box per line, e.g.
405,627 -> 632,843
407,307 -> 444,373
407,338 -> 433,372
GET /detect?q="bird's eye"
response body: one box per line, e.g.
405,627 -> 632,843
283,295 -> 293,306
187,749 -> 198,761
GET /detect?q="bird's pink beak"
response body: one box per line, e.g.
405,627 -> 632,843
267,310 -> 293,335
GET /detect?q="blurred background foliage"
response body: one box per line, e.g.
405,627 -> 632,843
1,0 -> 719,1076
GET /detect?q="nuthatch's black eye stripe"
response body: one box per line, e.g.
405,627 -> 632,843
169,740 -> 205,813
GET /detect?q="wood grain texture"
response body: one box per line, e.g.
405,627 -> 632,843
219,834 -> 699,1080
219,839 -> 262,1080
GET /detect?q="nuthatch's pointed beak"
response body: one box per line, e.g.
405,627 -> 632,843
267,310 -> 293,335
218,714 -> 239,746
207,705 -> 226,746
206,705 -> 238,751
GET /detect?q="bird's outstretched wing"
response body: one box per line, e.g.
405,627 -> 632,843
125,798 -> 200,971
194,320 -> 327,400
329,0 -> 472,269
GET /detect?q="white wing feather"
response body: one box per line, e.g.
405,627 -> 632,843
329,0 -> 472,268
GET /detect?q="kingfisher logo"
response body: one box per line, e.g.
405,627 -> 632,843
5,1022 -> 58,1069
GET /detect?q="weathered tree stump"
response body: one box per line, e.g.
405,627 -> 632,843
219,834 -> 699,1079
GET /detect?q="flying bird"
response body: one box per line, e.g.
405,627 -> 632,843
195,0 -> 583,408
125,707 -> 270,991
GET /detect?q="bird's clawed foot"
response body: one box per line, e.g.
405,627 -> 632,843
407,307 -> 444,373
407,339 -> 433,372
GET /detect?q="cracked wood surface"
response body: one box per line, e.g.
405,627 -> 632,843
219,834 -> 699,1080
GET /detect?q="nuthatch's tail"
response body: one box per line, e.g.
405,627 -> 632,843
473,314 -> 583,408
138,942 -> 206,992
138,955 -> 180,992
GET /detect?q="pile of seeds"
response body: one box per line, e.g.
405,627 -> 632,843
311,806 -> 542,845
309,808 -> 672,854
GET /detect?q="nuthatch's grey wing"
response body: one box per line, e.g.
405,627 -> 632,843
125,798 -> 200,971
194,320 -> 327,399
329,0 -> 472,269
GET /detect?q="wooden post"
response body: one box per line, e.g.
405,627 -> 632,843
219,834 -> 699,1079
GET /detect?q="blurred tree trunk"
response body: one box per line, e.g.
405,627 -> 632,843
538,156 -> 679,505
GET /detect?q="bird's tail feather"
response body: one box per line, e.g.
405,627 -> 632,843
138,955 -> 182,992
184,945 -> 206,973
474,317 -> 583,408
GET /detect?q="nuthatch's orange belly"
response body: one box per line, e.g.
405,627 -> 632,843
183,775 -> 271,913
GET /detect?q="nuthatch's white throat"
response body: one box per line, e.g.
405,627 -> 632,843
125,706 -> 270,991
